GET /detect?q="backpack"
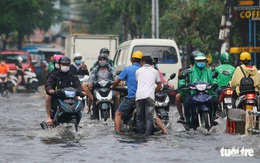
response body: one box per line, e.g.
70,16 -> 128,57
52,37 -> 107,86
239,66 -> 255,93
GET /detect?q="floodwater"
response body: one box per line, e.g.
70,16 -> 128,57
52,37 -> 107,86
0,93 -> 259,163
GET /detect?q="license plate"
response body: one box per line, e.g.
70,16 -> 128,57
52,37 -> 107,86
224,97 -> 231,103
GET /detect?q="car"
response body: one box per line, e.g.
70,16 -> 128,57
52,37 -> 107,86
0,50 -> 36,74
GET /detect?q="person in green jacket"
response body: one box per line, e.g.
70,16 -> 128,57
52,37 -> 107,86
179,52 -> 218,126
213,52 -> 235,99
48,55 -> 55,72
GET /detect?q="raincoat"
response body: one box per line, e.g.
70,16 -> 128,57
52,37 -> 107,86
179,66 -> 217,97
230,64 -> 260,96
214,64 -> 235,87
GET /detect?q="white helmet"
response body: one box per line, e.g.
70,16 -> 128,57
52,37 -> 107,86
73,52 -> 82,59
17,56 -> 23,62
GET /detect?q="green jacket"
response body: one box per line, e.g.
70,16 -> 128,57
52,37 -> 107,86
214,64 -> 235,87
179,66 -> 217,97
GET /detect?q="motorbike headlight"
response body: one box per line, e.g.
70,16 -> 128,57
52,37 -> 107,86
99,80 -> 108,87
196,84 -> 207,91
64,90 -> 76,98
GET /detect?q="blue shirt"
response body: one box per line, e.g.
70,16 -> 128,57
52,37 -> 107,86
118,63 -> 140,98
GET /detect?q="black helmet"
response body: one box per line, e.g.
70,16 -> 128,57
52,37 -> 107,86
98,54 -> 108,61
190,50 -> 200,65
59,56 -> 71,64
100,47 -> 110,54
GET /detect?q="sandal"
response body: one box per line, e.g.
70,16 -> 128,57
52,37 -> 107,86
177,117 -> 185,124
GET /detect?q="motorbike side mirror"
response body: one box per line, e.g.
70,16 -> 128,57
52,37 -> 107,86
116,70 -> 122,75
169,73 -> 176,80
222,70 -> 230,76
178,75 -> 185,80
212,72 -> 218,78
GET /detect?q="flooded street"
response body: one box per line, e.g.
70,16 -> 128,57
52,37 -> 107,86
0,93 -> 259,163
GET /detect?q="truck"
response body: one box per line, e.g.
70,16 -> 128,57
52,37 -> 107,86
65,34 -> 119,68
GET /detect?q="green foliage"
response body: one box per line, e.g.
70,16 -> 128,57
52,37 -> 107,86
160,0 -> 224,53
0,0 -> 63,49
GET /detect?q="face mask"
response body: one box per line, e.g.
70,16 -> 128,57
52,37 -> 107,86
60,65 -> 69,72
54,63 -> 60,69
75,60 -> 82,65
1,61 -> 5,65
196,62 -> 206,68
99,61 -> 107,67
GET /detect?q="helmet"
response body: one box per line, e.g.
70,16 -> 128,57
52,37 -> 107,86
98,54 -> 108,61
194,52 -> 206,60
100,48 -> 110,54
53,54 -> 63,63
240,52 -> 251,61
73,52 -> 82,60
59,56 -> 71,64
190,50 -> 200,64
17,56 -> 23,62
131,51 -> 143,59
220,52 -> 231,64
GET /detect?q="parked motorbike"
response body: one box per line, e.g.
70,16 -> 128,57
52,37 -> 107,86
155,73 -> 176,127
9,68 -> 38,92
40,87 -> 84,131
181,81 -> 216,131
0,74 -> 11,97
91,80 -> 116,122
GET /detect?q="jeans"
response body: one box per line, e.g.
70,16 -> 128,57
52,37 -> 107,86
118,97 -> 136,117
136,97 -> 155,135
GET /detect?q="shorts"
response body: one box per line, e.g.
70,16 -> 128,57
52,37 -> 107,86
118,97 -> 135,116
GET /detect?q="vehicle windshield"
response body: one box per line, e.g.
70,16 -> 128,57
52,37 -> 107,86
0,54 -> 28,63
132,46 -> 178,64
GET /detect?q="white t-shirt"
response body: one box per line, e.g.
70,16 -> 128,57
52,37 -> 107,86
135,64 -> 161,101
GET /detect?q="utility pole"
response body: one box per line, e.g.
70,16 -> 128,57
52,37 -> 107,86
151,0 -> 159,38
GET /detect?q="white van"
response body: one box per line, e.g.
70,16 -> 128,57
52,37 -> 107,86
113,39 -> 182,88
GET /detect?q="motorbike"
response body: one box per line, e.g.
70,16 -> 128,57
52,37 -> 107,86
9,68 -> 38,92
235,91 -> 260,130
0,73 -> 12,97
181,81 -> 216,131
40,87 -> 84,132
155,73 -> 176,127
91,80 -> 116,122
212,70 -> 233,118
77,74 -> 89,109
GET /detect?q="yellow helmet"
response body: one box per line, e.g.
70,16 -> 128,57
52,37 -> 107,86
132,51 -> 143,59
240,52 -> 251,61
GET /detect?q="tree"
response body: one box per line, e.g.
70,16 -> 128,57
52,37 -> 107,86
160,0 -> 224,64
77,0 -> 153,42
0,0 -> 63,49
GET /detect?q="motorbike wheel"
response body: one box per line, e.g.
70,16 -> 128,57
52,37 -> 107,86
71,118 -> 78,132
102,110 -> 109,122
200,112 -> 211,131
30,81 -> 38,92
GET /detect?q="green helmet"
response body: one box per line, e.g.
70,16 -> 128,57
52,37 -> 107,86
220,52 -> 231,64
194,52 -> 206,61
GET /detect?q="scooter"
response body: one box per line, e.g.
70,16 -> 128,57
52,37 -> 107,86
181,81 -> 216,131
212,70 -> 233,118
9,68 -> 38,92
0,74 -> 11,97
91,80 -> 116,122
40,87 -> 84,132
155,73 -> 176,127
77,75 -> 89,109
